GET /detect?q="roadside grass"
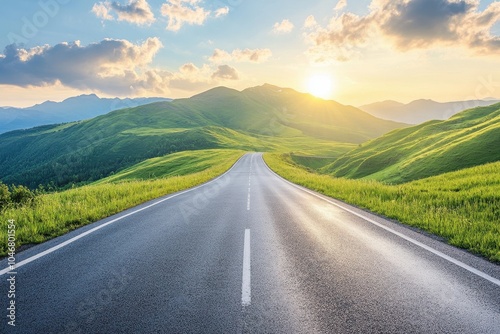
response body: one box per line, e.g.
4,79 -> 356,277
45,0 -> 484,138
0,150 -> 244,256
289,154 -> 340,170
264,153 -> 500,263
96,149 -> 245,183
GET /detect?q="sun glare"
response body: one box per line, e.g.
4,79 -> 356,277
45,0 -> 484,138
307,74 -> 334,99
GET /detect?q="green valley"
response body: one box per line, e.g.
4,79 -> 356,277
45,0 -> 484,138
0,84 -> 399,189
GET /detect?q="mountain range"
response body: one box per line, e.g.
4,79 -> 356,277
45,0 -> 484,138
360,99 -> 500,124
3,83 -> 499,189
0,94 -> 171,134
0,84 -> 404,188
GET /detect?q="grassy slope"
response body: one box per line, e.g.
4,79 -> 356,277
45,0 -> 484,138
97,149 -> 243,183
264,153 -> 500,263
323,103 -> 500,184
241,84 -> 405,142
289,154 -> 339,170
0,150 -> 244,256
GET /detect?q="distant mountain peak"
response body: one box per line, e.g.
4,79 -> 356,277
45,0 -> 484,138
190,86 -> 240,99
76,93 -> 99,98
261,83 -> 283,90
243,84 -> 300,97
360,98 -> 500,124
409,99 -> 438,105
0,95 -> 171,134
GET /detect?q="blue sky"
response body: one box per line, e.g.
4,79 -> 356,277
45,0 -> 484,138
1,0 -> 500,107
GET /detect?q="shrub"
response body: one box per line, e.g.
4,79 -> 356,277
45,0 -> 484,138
10,185 -> 36,205
0,182 -> 10,210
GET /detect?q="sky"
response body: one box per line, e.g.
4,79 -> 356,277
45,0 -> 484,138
0,0 -> 499,107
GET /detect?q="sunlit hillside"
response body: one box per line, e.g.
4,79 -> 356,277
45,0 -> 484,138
322,103 -> 500,183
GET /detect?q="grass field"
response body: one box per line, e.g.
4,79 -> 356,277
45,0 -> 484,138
0,150 -> 244,256
289,154 -> 341,171
264,153 -> 500,263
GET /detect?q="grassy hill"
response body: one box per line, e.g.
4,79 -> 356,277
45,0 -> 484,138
0,84 -> 400,188
323,103 -> 500,184
96,149 -> 244,183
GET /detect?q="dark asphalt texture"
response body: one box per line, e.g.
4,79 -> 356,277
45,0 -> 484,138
1,153 -> 499,333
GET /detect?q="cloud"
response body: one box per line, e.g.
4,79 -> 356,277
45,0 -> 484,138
170,62 -> 241,91
211,65 -> 239,80
0,38 -> 170,95
304,15 -> 318,29
334,0 -> 347,11
380,0 -> 474,49
0,39 -> 245,95
273,19 -> 294,34
209,49 -> 231,62
209,48 -> 272,63
92,3 -> 113,20
179,62 -> 199,73
214,6 -> 229,18
169,63 -> 214,91
305,0 -> 500,62
92,0 -> 155,26
161,0 -> 228,31
305,11 -> 372,62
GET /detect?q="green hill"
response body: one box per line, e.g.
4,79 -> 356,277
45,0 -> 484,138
323,103 -> 500,183
0,84 -> 401,188
95,149 -> 244,183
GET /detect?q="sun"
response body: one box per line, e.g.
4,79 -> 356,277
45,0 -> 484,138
307,74 -> 334,99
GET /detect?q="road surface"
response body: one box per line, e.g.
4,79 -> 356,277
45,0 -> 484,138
1,153 -> 499,333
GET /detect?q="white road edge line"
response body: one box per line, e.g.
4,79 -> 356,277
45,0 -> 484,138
242,229 -> 251,306
0,154 -> 248,277
260,154 -> 500,288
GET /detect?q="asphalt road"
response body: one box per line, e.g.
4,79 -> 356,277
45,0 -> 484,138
1,153 -> 499,333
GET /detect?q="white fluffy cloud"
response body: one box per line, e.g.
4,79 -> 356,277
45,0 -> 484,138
0,38 -> 170,95
92,0 -> 155,26
334,0 -> 347,11
305,0 -> 500,62
211,65 -> 239,80
161,0 -> 228,32
214,6 -> 229,18
168,62 -> 241,92
304,15 -> 318,29
272,19 -> 294,34
209,48 -> 272,63
0,39 -> 244,95
168,63 -> 213,91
